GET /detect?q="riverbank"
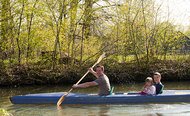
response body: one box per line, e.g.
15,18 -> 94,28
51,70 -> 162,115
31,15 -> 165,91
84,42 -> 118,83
0,58 -> 190,86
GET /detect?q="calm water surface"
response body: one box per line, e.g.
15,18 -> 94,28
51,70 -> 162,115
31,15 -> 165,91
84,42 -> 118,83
1,81 -> 190,116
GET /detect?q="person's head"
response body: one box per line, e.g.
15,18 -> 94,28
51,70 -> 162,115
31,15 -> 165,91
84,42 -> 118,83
95,65 -> 104,76
145,77 -> 154,86
153,72 -> 161,83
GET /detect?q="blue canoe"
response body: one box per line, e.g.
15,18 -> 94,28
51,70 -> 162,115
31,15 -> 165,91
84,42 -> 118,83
10,90 -> 190,104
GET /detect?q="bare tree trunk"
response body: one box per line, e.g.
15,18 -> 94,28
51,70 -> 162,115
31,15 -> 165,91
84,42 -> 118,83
70,0 -> 79,65
26,0 -> 39,64
79,0 -> 93,65
126,1 -> 141,65
8,0 -> 16,70
83,0 -> 93,39
52,0 -> 66,70
141,0 -> 149,63
116,1 -> 120,61
16,0 -> 25,65
149,2 -> 161,58
80,24 -> 84,65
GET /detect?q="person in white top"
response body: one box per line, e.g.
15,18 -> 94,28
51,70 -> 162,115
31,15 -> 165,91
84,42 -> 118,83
140,77 -> 156,95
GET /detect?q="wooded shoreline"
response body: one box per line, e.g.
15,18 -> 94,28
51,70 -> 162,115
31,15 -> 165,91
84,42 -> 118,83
1,0 -> 190,87
1,58 -> 190,87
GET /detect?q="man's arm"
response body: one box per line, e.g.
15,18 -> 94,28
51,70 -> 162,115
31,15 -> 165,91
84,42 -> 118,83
72,81 -> 98,88
89,68 -> 98,78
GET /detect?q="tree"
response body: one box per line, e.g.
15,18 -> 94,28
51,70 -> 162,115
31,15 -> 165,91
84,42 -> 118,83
0,0 -> 11,60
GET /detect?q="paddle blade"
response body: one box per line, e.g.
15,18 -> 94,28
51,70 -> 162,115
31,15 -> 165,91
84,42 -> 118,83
57,89 -> 72,106
57,95 -> 65,106
95,52 -> 106,65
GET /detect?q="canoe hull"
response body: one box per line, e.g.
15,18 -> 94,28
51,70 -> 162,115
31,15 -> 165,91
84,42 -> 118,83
10,90 -> 190,104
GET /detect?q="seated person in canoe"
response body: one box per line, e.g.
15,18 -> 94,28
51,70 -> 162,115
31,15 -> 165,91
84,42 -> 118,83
140,77 -> 156,95
72,65 -> 111,96
153,72 -> 164,94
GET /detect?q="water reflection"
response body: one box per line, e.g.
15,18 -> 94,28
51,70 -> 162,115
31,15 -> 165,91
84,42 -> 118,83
52,103 -> 190,116
98,105 -> 110,116
4,102 -> 190,116
56,105 -> 110,116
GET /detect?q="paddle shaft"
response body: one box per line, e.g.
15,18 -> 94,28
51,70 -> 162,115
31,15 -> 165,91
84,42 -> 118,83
75,62 -> 98,85
57,53 -> 105,106
61,71 -> 90,98
63,63 -> 97,96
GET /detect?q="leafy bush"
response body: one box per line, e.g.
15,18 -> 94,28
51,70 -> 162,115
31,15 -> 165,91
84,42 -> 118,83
0,109 -> 12,116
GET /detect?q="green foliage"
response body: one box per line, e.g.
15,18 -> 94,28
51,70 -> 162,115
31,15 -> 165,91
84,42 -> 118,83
0,0 -> 189,83
0,109 -> 12,116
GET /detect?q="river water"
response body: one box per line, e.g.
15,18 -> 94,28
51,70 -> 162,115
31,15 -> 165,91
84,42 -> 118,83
1,81 -> 190,116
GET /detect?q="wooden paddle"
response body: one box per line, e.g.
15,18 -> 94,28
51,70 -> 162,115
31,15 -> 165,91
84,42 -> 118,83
57,53 -> 106,106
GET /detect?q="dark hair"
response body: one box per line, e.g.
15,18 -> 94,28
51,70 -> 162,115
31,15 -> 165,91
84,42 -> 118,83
96,65 -> 104,72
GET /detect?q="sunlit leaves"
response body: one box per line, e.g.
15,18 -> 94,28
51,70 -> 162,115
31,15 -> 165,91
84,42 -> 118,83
0,0 -> 188,66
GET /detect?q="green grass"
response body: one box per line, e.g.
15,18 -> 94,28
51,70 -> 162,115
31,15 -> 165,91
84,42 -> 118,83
1,53 -> 190,67
108,54 -> 190,63
159,54 -> 190,61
